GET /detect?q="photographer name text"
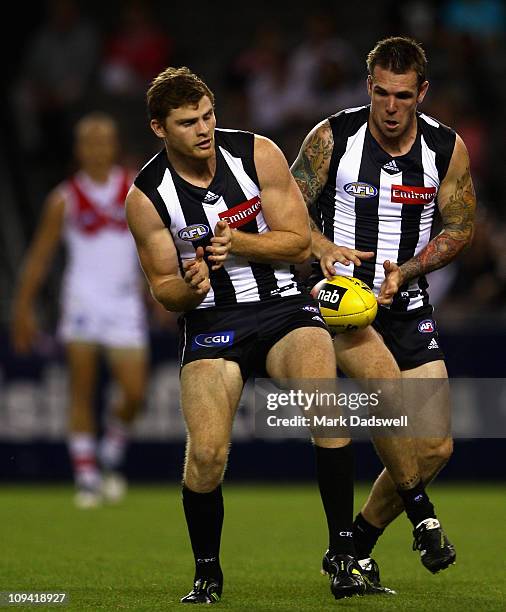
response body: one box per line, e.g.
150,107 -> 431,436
266,415 -> 408,428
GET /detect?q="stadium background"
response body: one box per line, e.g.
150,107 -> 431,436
1,0 -> 505,482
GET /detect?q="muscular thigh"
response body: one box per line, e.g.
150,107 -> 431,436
266,327 -> 336,379
333,325 -> 400,379
180,358 -> 244,446
402,360 -> 451,441
266,327 -> 351,447
335,327 -> 404,426
403,360 -> 448,379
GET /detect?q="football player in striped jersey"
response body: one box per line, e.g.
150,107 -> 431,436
292,36 -> 475,590
127,66 -> 366,604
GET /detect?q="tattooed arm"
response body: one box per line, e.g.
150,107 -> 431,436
378,134 -> 476,305
291,120 -> 373,278
291,119 -> 333,210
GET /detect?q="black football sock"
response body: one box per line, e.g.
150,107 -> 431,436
397,480 -> 436,528
182,484 -> 224,583
353,512 -> 384,560
314,443 -> 356,556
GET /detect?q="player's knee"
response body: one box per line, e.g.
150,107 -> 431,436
421,437 -> 453,468
190,444 -> 228,473
437,437 -> 453,463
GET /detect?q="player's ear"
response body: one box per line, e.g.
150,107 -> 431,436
150,119 -> 166,139
367,75 -> 373,97
417,80 -> 429,104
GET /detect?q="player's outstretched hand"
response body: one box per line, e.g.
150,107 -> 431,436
319,245 -> 374,279
183,247 -> 211,296
378,260 -> 402,305
207,220 -> 232,270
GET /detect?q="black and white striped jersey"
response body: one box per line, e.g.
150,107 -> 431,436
313,105 -> 456,311
134,128 -> 300,309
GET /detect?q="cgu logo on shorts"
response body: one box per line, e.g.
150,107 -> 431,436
178,224 -> 210,241
418,319 -> 435,333
344,182 -> 378,199
219,196 -> 262,228
191,331 -> 235,350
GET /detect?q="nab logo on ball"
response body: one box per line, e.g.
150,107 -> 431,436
178,224 -> 210,241
192,331 -> 235,350
311,276 -> 377,333
418,319 -> 435,333
317,285 -> 347,307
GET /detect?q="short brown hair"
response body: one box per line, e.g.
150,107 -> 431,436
146,66 -> 215,122
367,37 -> 427,87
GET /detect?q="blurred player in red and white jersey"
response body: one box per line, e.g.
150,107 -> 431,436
11,112 -> 148,508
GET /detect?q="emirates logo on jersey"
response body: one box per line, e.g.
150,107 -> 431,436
219,196 -> 262,228
391,185 -> 436,205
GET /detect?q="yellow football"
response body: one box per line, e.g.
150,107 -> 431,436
311,276 -> 378,333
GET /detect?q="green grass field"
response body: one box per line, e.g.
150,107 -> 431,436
1,483 -> 504,611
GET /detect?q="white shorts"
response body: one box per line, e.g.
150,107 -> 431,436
58,296 -> 147,349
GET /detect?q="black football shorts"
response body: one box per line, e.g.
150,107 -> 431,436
373,304 -> 445,370
178,294 -> 330,379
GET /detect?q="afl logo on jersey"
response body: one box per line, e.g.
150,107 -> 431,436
418,319 -> 435,333
344,182 -> 378,199
178,224 -> 210,241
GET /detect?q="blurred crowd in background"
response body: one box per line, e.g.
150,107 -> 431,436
2,0 -> 506,338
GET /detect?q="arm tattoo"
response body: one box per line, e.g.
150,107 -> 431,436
291,122 -> 334,208
400,164 -> 476,283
